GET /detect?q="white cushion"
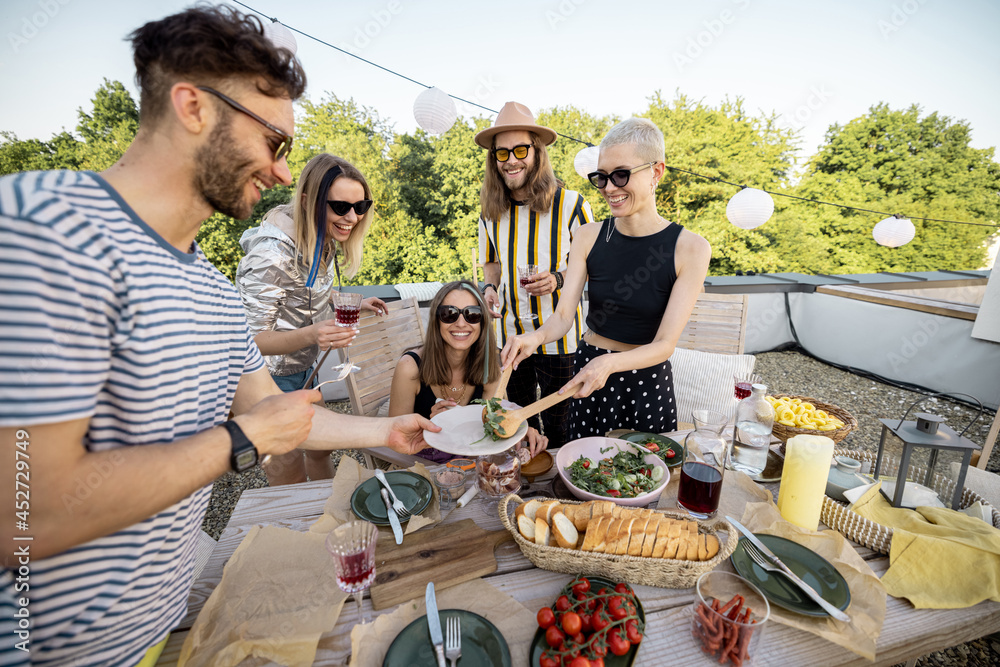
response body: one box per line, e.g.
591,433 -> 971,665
670,347 -> 756,424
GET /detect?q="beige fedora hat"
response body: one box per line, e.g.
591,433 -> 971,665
474,101 -> 558,149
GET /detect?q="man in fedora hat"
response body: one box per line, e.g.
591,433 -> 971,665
476,101 -> 594,448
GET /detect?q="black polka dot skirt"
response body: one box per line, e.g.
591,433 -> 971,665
568,340 -> 677,440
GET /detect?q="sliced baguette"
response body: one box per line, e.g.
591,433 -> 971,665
521,499 -> 542,522
627,518 -> 649,556
584,515 -> 609,553
537,500 -> 560,523
614,517 -> 636,555
517,514 -> 535,541
571,503 -> 592,532
534,516 -> 551,547
640,516 -> 660,558
705,534 -> 720,560
552,511 -> 580,549
685,533 -> 699,560
651,520 -> 671,558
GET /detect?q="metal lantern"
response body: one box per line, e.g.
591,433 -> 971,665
263,19 -> 297,55
573,145 -> 600,179
873,215 -> 915,247
873,393 -> 983,510
726,187 -> 774,230
413,87 -> 457,135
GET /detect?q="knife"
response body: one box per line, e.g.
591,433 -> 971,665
725,516 -> 852,623
425,582 -> 447,667
380,488 -> 403,545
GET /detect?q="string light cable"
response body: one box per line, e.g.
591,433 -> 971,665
234,1 -> 998,233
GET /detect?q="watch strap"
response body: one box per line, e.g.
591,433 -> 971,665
222,420 -> 260,472
483,283 -> 497,294
554,272 -> 564,290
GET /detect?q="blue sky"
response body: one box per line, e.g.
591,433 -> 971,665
2,0 -> 998,167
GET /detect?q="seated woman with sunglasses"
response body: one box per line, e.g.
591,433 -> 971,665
502,118 -> 711,438
388,280 -> 548,463
237,153 -> 386,485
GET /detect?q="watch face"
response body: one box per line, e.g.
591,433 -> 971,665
234,449 -> 257,470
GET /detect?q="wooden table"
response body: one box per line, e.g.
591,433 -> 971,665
157,437 -> 1000,666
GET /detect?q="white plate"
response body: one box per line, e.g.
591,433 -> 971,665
423,401 -> 529,456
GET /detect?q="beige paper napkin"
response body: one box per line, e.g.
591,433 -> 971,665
178,526 -> 346,667
740,501 -> 887,661
310,457 -> 441,536
349,578 -> 537,667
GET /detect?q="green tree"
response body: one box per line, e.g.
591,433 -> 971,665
75,79 -> 139,171
537,105 -> 617,220
0,131 -> 81,175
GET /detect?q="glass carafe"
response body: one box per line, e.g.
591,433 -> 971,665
678,410 -> 730,518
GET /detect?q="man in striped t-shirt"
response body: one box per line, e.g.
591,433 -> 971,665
0,8 -> 436,666
477,102 -> 594,448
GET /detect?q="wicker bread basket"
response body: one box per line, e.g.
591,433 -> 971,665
769,393 -> 858,448
499,494 -> 737,588
821,448 -> 1000,555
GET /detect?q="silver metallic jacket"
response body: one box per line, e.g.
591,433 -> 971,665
236,207 -> 335,376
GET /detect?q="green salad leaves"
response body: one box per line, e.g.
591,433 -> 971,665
565,447 -> 665,499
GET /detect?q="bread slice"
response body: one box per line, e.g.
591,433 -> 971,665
534,516 -> 551,547
651,519 -> 671,558
640,516 -> 660,558
610,504 -> 623,519
638,508 -> 654,520
517,514 -> 536,541
604,518 -> 624,554
583,515 -> 608,553
697,533 -> 709,561
705,534 -> 720,560
552,511 -> 580,549
615,517 -> 636,555
521,499 -> 542,522
627,518 -> 649,556
537,501 -> 560,523
592,500 -> 615,518
571,503 -> 592,532
685,533 -> 699,560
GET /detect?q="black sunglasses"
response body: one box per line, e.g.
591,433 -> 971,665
437,305 -> 483,324
327,199 -> 374,216
197,86 -> 294,162
587,162 -> 656,189
492,144 -> 531,162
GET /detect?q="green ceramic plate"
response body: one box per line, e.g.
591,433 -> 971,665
529,576 -> 645,666
731,534 -> 851,617
350,471 -> 432,526
382,609 -> 511,667
621,432 -> 684,467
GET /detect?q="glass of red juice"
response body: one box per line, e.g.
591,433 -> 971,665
678,409 -> 730,519
329,291 -> 364,376
734,373 -> 762,400
517,264 -> 539,322
325,520 -> 378,623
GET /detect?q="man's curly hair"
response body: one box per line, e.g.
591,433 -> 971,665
128,5 -> 307,123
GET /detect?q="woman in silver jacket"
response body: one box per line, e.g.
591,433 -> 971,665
237,153 -> 386,485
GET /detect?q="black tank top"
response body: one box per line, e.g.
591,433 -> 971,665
585,218 -> 683,345
402,351 -> 485,418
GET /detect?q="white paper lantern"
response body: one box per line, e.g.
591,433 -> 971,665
263,19 -> 297,55
413,87 -> 457,135
726,187 -> 775,230
873,216 -> 915,247
573,146 -> 600,179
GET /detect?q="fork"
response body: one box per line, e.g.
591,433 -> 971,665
445,615 -> 462,667
374,469 -> 410,517
743,541 -> 851,622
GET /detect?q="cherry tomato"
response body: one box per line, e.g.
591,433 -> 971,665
567,658 -> 590,667
665,448 -> 677,459
607,489 -> 621,497
539,652 -> 559,667
572,632 -> 585,645
608,628 -> 631,656
579,613 -> 592,633
537,607 -> 556,629
591,609 -> 611,632
608,596 -> 628,620
555,594 -> 572,612
597,587 -> 611,596
587,633 -> 608,657
644,441 -> 660,452
614,583 -> 632,596
545,625 -> 565,649
571,577 -> 591,595
561,611 -> 582,636
625,618 -> 643,644
582,460 -> 591,469
591,658 -> 606,667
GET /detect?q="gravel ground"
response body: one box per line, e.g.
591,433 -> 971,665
200,349 -> 999,666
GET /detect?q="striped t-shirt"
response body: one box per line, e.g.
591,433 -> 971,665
0,170 -> 264,666
478,187 -> 594,355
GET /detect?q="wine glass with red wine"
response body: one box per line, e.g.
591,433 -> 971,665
329,291 -> 363,376
517,264 -> 539,322
325,520 -> 378,623
734,373 -> 762,400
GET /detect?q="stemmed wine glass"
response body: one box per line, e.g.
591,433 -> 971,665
325,520 -> 379,623
518,264 -> 539,322
734,373 -> 762,400
330,291 -> 363,377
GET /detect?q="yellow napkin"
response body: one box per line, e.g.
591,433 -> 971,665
851,483 -> 1000,608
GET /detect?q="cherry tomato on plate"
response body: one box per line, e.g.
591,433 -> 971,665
571,577 -> 591,595
625,618 -> 643,644
545,625 -> 565,649
567,658 -> 590,667
555,594 -> 572,612
608,628 -> 631,656
537,607 -> 556,629
539,653 -> 559,667
561,611 -> 582,636
665,448 -> 677,459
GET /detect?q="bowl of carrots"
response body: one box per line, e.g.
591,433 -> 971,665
691,571 -> 770,666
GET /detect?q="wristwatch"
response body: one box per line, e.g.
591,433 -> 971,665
483,283 -> 497,294
554,272 -> 564,290
221,420 -> 266,472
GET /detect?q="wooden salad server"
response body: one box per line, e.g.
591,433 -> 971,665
488,382 -> 584,438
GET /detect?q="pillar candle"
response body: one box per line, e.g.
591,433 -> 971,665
777,434 -> 835,530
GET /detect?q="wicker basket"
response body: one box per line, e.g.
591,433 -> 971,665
769,393 -> 858,448
498,494 -> 737,589
820,448 -> 1000,555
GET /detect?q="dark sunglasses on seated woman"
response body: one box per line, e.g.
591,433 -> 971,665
437,305 -> 483,324
327,199 -> 374,216
587,162 -> 656,189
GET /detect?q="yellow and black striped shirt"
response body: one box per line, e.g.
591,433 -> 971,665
478,187 -> 594,355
